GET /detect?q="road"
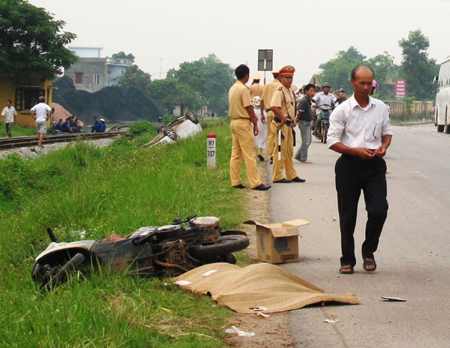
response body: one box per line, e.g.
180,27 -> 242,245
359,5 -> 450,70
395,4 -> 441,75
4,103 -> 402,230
267,123 -> 450,348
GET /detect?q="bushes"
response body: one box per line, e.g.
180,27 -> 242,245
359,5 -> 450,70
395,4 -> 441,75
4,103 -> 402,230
129,120 -> 158,136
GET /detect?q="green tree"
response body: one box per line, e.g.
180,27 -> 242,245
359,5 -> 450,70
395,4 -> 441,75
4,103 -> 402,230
0,0 -> 77,83
113,65 -> 151,90
172,54 -> 234,115
112,51 -> 135,63
147,78 -> 180,112
149,54 -> 234,115
367,52 -> 399,100
147,78 -> 204,114
398,29 -> 439,100
318,47 -> 399,100
317,47 -> 365,92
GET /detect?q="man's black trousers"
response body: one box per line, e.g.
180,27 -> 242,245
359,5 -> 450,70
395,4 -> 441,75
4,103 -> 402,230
335,154 -> 388,267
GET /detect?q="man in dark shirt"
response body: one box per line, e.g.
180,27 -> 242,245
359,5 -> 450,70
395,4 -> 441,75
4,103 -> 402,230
294,84 -> 315,163
55,119 -> 63,131
60,118 -> 70,132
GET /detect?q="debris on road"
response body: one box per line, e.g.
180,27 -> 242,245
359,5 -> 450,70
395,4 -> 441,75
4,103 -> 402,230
225,325 -> 256,337
250,306 -> 268,312
323,313 -> 339,323
381,296 -> 406,302
257,312 -> 270,318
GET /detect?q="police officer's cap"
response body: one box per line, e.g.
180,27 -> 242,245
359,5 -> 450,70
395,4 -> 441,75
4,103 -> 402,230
272,66 -> 282,76
279,65 -> 295,76
323,82 -> 331,87
253,73 -> 261,80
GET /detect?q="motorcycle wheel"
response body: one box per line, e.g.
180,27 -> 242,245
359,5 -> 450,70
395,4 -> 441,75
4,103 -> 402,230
189,235 -> 249,258
323,123 -> 329,144
42,253 -> 85,291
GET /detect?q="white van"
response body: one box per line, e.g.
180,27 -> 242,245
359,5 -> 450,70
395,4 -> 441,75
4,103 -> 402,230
435,56 -> 450,132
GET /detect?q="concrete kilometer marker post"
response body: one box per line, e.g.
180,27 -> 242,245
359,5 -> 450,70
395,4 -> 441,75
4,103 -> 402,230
207,132 -> 216,168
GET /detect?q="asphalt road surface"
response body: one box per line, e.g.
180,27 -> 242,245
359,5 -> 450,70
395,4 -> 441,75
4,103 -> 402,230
267,123 -> 450,348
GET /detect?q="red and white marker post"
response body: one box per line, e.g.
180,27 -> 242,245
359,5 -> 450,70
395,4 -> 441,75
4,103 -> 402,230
207,132 -> 216,168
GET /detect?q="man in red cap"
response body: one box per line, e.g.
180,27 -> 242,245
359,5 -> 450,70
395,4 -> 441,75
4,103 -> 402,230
270,65 -> 305,184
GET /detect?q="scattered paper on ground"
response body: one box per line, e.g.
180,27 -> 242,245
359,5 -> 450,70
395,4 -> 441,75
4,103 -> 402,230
323,313 -> 339,323
225,326 -> 256,337
175,263 -> 360,313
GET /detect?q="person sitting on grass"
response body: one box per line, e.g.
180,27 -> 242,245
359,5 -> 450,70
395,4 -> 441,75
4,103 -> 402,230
60,118 -> 70,133
55,118 -> 63,131
69,117 -> 79,133
91,117 -> 103,133
75,117 -> 84,132
90,117 -> 107,132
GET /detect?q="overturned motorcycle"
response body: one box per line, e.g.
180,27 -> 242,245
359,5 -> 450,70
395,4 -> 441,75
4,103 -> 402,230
32,215 -> 249,291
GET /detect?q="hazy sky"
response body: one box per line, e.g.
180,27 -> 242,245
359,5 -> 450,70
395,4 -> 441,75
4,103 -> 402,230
29,0 -> 450,87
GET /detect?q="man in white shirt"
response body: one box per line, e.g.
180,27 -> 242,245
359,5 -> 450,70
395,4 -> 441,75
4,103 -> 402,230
30,96 -> 52,147
1,100 -> 17,138
327,66 -> 393,275
312,82 -> 337,135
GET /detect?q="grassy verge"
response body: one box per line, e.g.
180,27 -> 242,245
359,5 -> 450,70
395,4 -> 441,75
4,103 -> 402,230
0,119 -> 245,347
0,122 -> 36,138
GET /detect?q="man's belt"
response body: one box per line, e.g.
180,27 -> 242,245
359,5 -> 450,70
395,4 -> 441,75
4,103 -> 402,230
274,117 -> 292,126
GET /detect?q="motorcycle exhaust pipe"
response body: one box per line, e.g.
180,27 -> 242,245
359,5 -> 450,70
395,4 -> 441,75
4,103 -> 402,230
46,227 -> 58,243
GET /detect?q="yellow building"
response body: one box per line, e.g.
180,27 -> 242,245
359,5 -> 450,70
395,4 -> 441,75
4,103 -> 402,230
0,74 -> 53,128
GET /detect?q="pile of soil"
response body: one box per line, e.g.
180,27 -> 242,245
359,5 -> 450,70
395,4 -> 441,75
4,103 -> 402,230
52,76 -> 166,124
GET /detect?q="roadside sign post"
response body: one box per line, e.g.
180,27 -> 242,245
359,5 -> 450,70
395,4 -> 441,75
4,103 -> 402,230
258,49 -> 273,85
207,132 -> 216,168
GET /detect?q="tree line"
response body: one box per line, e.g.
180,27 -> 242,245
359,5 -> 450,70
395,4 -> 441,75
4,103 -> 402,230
317,29 -> 439,101
113,53 -> 235,116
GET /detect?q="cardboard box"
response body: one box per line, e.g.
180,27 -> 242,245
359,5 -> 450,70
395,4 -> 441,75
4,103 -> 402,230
244,219 -> 310,264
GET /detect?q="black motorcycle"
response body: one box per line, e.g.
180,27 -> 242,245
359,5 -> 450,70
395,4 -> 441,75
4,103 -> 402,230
314,104 -> 332,143
32,214 -> 249,290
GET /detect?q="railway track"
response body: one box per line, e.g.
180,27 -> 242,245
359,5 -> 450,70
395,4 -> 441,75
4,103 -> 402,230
0,132 -> 127,150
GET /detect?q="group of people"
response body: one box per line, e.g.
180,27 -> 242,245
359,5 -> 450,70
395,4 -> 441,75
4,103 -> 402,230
228,64 -> 393,274
54,116 -> 106,133
2,97 -> 107,148
55,116 -> 83,133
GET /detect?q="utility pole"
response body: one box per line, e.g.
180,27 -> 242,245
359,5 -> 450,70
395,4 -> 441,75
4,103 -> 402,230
160,58 -> 163,79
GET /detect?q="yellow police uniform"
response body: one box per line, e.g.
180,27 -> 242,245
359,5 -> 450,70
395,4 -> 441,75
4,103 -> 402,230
261,68 -> 281,158
249,83 -> 264,98
228,80 -> 262,189
270,66 -> 298,182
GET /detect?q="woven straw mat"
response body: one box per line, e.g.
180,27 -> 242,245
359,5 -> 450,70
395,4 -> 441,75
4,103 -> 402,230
175,263 -> 360,314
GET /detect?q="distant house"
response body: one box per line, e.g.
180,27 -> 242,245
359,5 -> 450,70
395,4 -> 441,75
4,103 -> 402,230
0,73 -> 53,128
64,47 -> 133,93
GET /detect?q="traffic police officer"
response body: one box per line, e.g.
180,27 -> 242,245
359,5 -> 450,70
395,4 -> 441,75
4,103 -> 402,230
270,65 -> 305,183
228,64 -> 271,191
261,67 -> 281,163
249,73 -> 264,98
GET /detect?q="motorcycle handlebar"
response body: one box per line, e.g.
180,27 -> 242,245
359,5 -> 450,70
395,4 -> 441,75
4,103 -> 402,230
173,214 -> 198,225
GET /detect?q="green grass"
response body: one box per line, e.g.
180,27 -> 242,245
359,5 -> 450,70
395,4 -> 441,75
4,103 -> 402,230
0,119 -> 246,347
0,122 -> 36,138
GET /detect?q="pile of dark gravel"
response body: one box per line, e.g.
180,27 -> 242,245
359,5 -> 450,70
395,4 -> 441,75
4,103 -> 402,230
53,76 -> 166,125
